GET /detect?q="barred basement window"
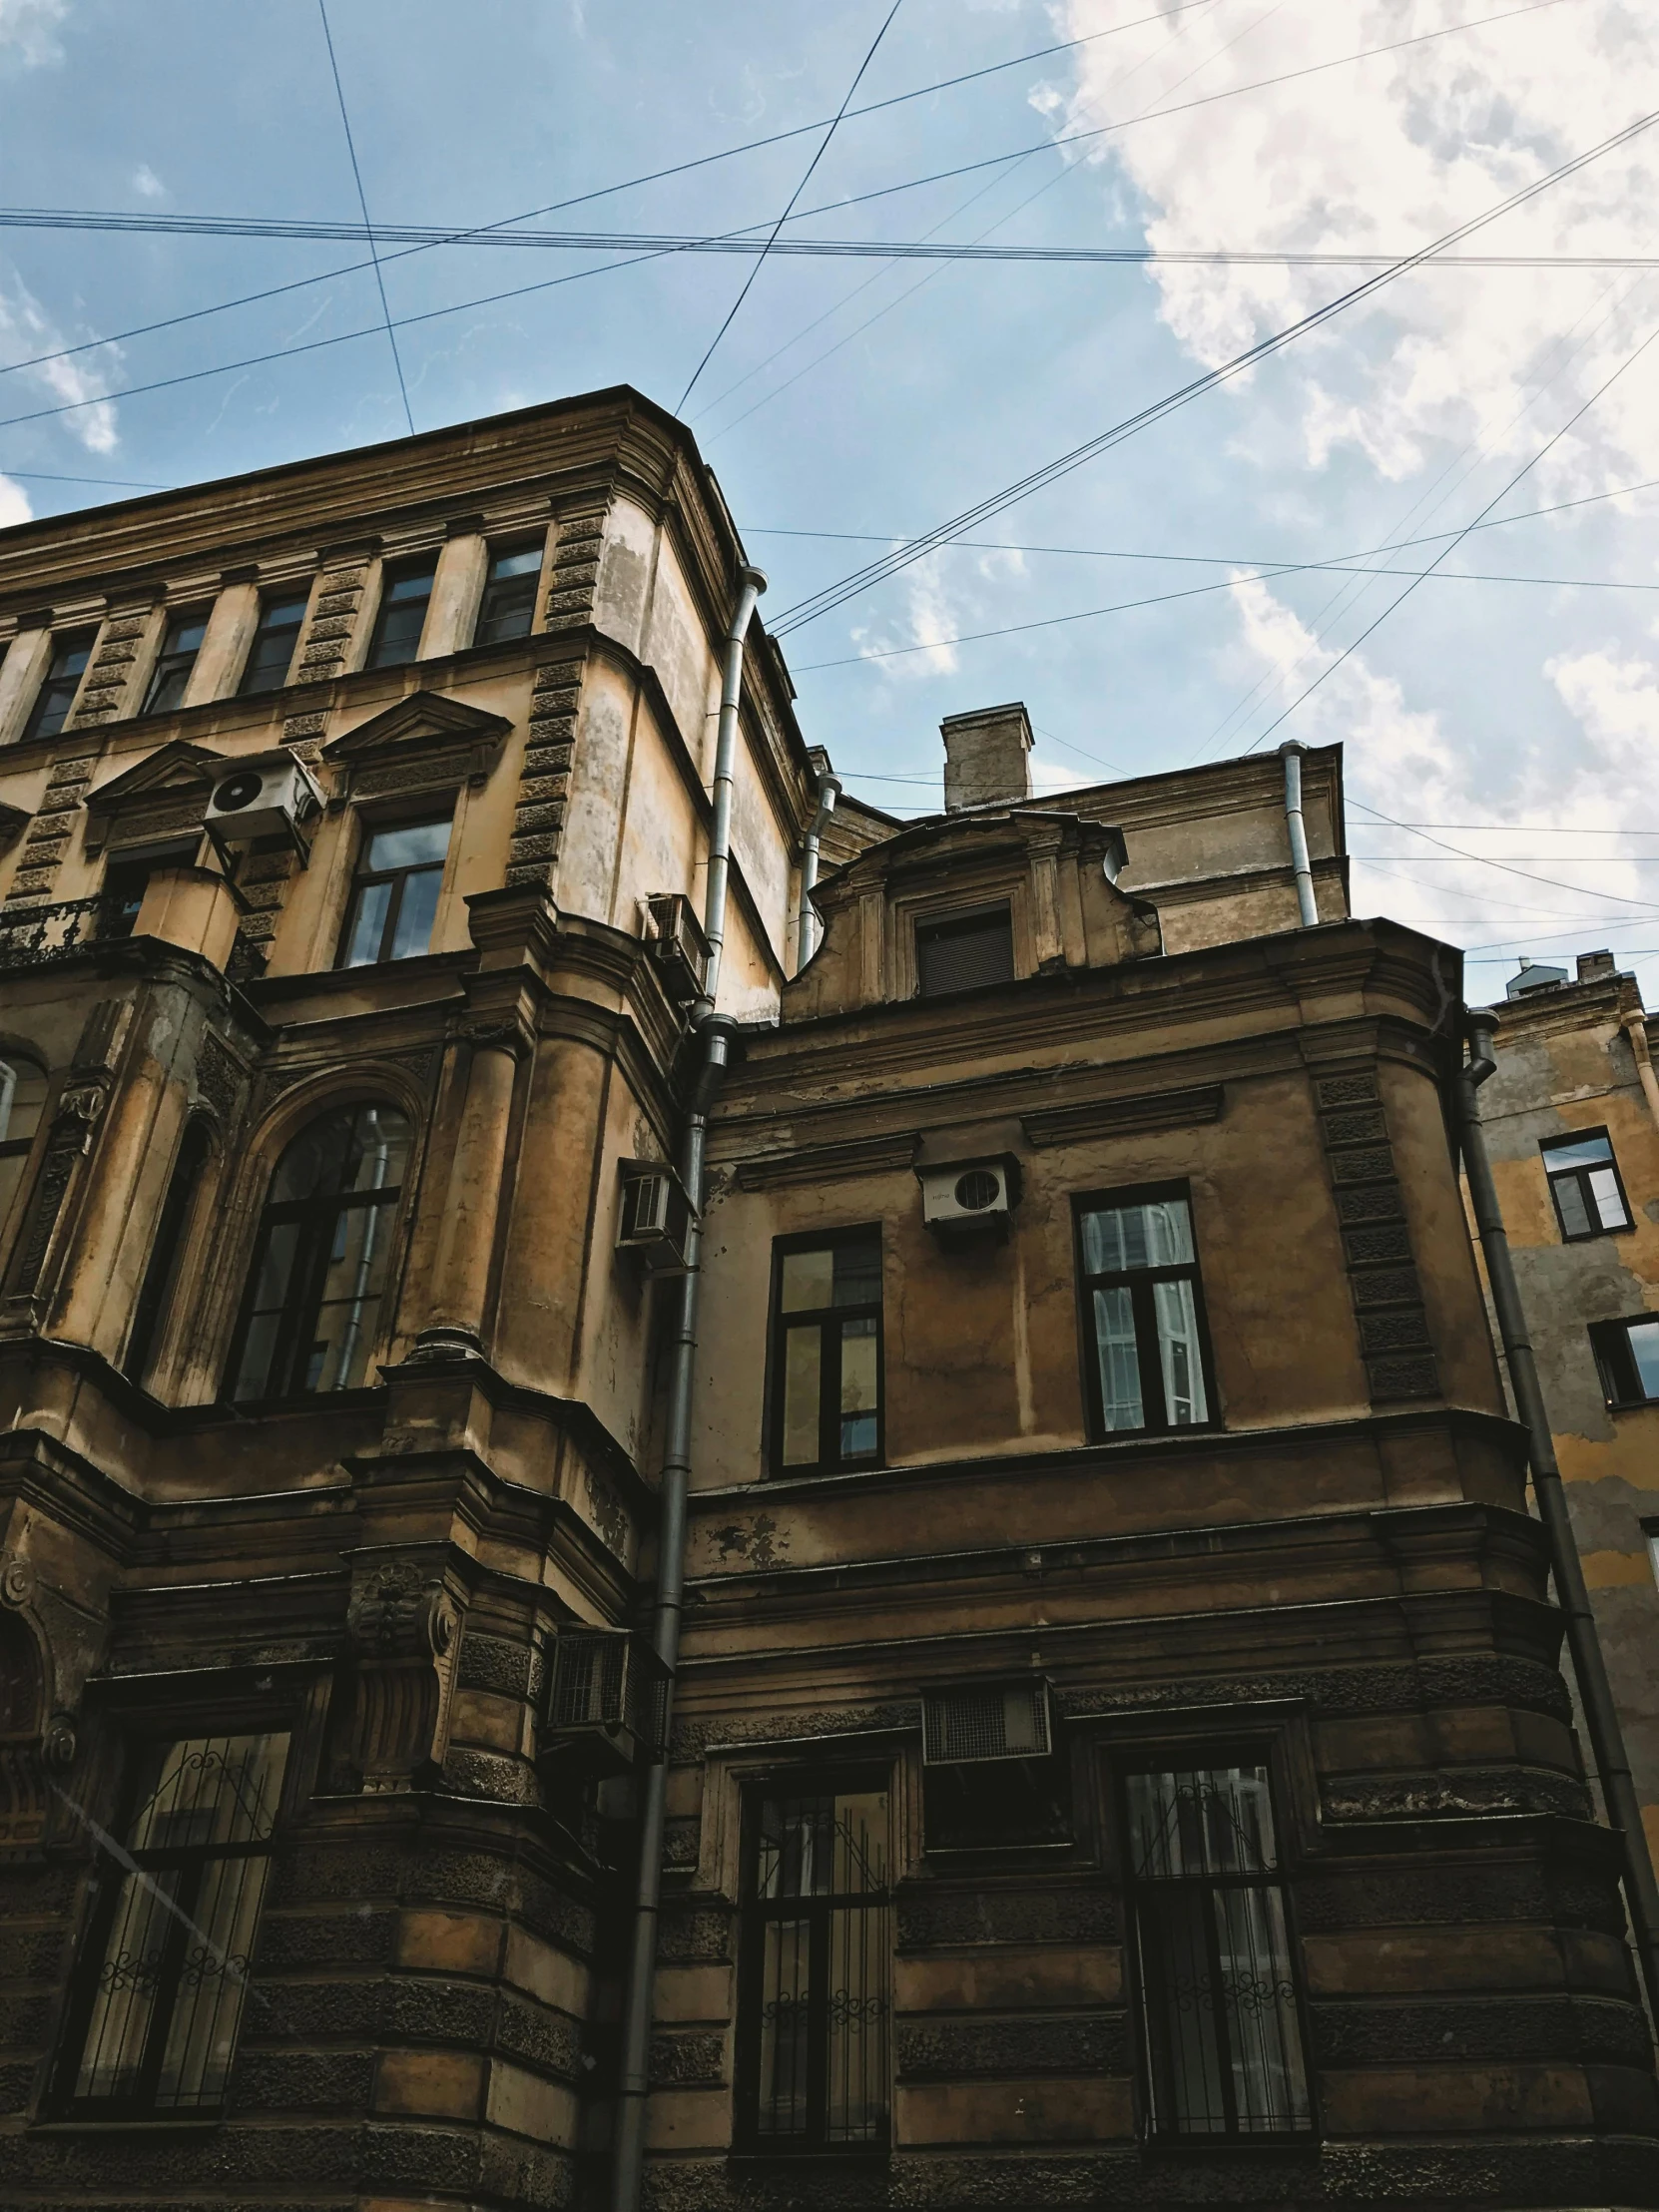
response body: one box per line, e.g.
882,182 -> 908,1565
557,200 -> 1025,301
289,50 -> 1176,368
915,905 -> 1014,997
59,1732 -> 288,2116
1125,1764 -> 1312,2139
736,1786 -> 890,2149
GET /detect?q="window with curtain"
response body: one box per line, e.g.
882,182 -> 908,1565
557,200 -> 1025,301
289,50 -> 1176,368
473,540 -> 543,645
22,630 -> 96,743
238,591 -> 309,697
337,817 -> 452,967
1125,1763 -> 1312,2139
769,1233 -> 882,1473
226,1103 -> 411,1401
365,555 -> 437,670
735,1785 -> 890,2149
125,1121 -> 212,1386
0,1055 -> 47,1237
1076,1187 -> 1215,1437
142,610 -> 209,715
59,1732 -> 288,2116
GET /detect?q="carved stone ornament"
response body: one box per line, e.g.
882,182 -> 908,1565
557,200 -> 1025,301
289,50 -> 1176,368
41,1712 -> 77,1772
345,1559 -> 457,1662
0,1554 -> 35,1608
343,1561 -> 460,1796
460,1015 -> 531,1060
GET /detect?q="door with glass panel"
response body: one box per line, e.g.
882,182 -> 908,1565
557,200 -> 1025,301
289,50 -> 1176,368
1075,1186 -> 1217,1437
1124,1762 -> 1313,2139
736,1785 -> 890,2148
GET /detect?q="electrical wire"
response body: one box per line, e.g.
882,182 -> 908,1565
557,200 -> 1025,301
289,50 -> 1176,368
316,0 -> 412,436
677,0 -> 906,409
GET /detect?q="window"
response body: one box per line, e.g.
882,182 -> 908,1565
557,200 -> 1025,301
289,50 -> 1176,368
0,1055 -> 47,1235
474,540 -> 543,646
770,1233 -> 882,1473
915,906 -> 1015,997
1590,1316 -> 1659,1407
59,1732 -> 288,2116
238,591 -> 309,697
1125,1763 -> 1312,2139
226,1103 -> 411,1401
735,1786 -> 889,2149
1543,1129 -> 1631,1239
125,1122 -> 211,1386
142,610 -> 208,715
338,817 -> 452,967
1076,1188 -> 1215,1437
22,630 -> 96,743
365,555 -> 437,670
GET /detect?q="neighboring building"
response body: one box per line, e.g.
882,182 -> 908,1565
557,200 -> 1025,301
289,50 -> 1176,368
0,392 -> 1652,2212
1467,949 -> 1659,1866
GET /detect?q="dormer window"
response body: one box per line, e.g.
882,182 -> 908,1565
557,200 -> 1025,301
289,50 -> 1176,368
915,905 -> 1014,998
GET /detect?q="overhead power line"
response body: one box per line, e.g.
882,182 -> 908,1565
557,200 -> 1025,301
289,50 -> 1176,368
766,106 -> 1659,637
316,0 -> 412,436
678,0 -> 905,409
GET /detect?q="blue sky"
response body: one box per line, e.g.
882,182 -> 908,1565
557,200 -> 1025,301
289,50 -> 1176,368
3,0 -> 1658,998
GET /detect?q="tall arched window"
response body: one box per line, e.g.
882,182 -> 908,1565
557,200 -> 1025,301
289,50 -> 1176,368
226,1104 -> 411,1401
0,1055 -> 49,1236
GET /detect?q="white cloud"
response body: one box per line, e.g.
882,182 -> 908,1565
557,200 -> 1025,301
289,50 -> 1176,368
848,544 -> 1028,683
0,474 -> 31,527
0,269 -> 121,453
1046,0 -> 1659,497
0,0 -> 68,69
131,163 -> 166,200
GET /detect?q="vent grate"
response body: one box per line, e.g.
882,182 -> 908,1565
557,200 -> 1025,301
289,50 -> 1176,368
916,908 -> 1015,998
922,1680 -> 1051,1765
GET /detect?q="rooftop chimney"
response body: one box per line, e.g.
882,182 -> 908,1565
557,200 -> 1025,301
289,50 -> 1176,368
1577,949 -> 1617,982
941,702 -> 1033,813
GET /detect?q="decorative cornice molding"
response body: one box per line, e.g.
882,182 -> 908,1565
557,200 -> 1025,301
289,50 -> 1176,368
1021,1083 -> 1224,1150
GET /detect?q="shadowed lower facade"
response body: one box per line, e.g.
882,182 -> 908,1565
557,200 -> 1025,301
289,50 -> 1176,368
0,392 -> 1652,2211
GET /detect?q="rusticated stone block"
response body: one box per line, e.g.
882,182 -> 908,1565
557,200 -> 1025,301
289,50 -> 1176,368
896,2011 -> 1129,2079
896,1885 -> 1120,1949
1311,1993 -> 1651,2068
1367,1352 -> 1439,1398
658,1903 -> 732,1963
1359,1311 -> 1432,1353
455,1631 -> 534,1697
1335,1183 -> 1405,1224
232,2048 -> 375,2110
513,802 -> 566,834
651,2026 -> 725,2086
1351,1266 -> 1423,1308
254,1908 -> 396,1969
1344,1223 -> 1414,1265
1329,1144 -> 1397,1184
509,832 -> 561,864
496,1993 -> 585,2080
1318,1070 -> 1381,1106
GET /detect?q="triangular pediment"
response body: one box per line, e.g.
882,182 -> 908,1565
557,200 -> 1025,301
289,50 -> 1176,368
86,741 -> 226,813
323,691 -> 510,799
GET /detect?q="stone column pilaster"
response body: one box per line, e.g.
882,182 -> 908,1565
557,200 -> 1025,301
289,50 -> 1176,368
411,1018 -> 526,1361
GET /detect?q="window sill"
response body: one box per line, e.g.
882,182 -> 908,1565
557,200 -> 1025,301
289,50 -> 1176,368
728,2143 -> 890,2165
33,2115 -> 225,2134
1605,1397 -> 1659,1413
1141,2132 -> 1318,2157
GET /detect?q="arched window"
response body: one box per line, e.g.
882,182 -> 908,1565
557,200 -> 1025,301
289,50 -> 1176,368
0,1055 -> 49,1235
226,1104 -> 411,1402
124,1121 -> 212,1388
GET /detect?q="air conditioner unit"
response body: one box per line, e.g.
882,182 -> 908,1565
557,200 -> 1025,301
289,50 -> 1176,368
539,1628 -> 670,1775
617,1158 -> 696,1273
646,892 -> 711,1006
204,750 -> 323,869
917,1154 -> 1021,1241
923,1680 -> 1053,1767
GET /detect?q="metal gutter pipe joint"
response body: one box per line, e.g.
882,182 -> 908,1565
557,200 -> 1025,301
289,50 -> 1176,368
796,761 -> 841,974
1279,739 -> 1320,928
695,564 -> 767,1023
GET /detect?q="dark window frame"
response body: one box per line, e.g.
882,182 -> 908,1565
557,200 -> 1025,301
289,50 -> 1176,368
914,903 -> 1016,999
1589,1315 -> 1659,1408
732,1767 -> 892,2154
1116,1747 -> 1316,2146
21,629 -> 97,745
1541,1126 -> 1633,1242
1073,1182 -> 1220,1441
237,590 -> 310,698
52,1725 -> 292,2121
472,537 -> 545,648
335,811 -> 454,969
223,1102 -> 411,1404
765,1226 -> 885,1478
125,1120 -> 213,1387
364,554 -> 438,671
141,609 -> 210,718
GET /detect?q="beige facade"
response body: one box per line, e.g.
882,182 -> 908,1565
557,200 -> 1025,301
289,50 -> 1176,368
0,392 -> 1652,2212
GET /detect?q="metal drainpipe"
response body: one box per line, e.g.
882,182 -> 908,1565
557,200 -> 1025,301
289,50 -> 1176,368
1279,739 -> 1320,927
796,765 -> 841,973
1458,1005 -> 1659,2030
610,562 -> 764,2212
1621,1007 -> 1659,1135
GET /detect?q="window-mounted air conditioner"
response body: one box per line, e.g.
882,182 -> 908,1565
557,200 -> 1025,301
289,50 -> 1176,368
922,1679 -> 1053,1766
204,750 -> 323,869
617,1159 -> 696,1274
916,1154 -> 1021,1241
539,1627 -> 670,1775
646,892 -> 711,1006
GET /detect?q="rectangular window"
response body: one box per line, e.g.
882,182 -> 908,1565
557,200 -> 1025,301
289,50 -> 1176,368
1076,1187 -> 1215,1437
915,905 -> 1015,997
22,629 -> 96,743
238,591 -> 309,697
736,1786 -> 889,2149
1125,1763 -> 1312,2139
1543,1129 -> 1631,1239
1590,1316 -> 1659,1407
60,1732 -> 288,2117
473,540 -> 543,646
337,816 -> 452,967
365,555 -> 438,670
770,1233 -> 882,1473
143,610 -> 209,716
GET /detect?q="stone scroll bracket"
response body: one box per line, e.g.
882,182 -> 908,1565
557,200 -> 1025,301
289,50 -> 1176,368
1313,1065 -> 1439,1404
339,1555 -> 466,1795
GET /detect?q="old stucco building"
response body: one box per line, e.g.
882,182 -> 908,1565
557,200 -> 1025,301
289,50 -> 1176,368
0,390 -> 1653,2212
